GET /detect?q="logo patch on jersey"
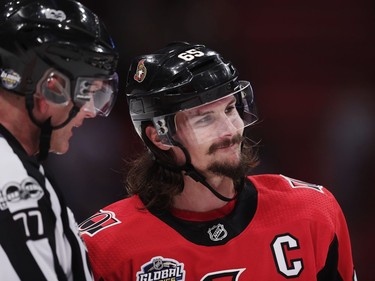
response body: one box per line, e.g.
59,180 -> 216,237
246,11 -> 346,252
207,223 -> 228,242
0,177 -> 44,211
0,69 -> 21,90
134,59 -> 147,83
136,256 -> 186,281
78,209 -> 121,237
281,175 -> 324,193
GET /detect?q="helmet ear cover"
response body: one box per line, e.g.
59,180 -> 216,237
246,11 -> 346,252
37,69 -> 71,105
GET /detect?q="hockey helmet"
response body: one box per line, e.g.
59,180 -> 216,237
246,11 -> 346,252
0,0 -> 119,116
126,42 -> 257,145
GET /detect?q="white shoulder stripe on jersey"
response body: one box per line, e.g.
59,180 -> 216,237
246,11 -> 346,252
44,177 -> 93,280
0,244 -> 21,281
67,207 -> 94,280
27,238 -> 59,281
44,177 -> 73,276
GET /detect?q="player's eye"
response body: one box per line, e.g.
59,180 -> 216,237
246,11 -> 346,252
225,102 -> 237,115
192,114 -> 214,127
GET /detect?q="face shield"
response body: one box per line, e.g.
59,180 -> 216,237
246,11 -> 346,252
153,80 -> 257,146
37,69 -> 118,117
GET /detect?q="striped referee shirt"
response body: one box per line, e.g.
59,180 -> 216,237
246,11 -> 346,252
0,124 -> 93,281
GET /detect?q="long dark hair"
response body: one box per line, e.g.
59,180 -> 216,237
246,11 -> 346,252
124,126 -> 259,211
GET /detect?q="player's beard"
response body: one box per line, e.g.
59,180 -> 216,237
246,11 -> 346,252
206,134 -> 247,181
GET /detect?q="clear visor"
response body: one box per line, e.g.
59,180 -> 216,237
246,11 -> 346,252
37,69 -> 118,117
74,73 -> 118,117
153,81 -> 257,146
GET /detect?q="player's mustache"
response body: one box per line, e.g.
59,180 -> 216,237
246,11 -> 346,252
207,134 -> 244,155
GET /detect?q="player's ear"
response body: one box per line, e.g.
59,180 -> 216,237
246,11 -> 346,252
145,125 -> 170,151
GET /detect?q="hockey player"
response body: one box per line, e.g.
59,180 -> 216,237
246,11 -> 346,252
80,42 -> 356,280
0,0 -> 118,280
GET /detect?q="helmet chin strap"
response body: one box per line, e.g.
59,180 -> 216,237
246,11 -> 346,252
156,139 -> 237,202
177,143 -> 237,202
25,93 -> 80,161
37,117 -> 53,161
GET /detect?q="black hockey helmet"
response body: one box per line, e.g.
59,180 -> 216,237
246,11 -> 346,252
0,0 -> 119,117
126,42 -> 257,145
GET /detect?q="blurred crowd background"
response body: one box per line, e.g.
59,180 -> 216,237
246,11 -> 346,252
45,0 -> 374,278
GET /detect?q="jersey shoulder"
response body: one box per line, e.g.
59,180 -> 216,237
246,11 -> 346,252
0,136 -> 45,216
248,173 -> 330,197
79,196 -> 144,240
79,196 -> 172,278
0,136 -> 22,175
247,174 -> 341,226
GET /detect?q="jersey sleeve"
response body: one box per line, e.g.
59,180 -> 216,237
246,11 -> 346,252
316,196 -> 357,281
0,137 -> 93,281
333,198 -> 357,280
279,175 -> 357,281
253,174 -> 357,280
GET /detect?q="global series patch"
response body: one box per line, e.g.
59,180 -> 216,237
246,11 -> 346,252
136,256 -> 186,281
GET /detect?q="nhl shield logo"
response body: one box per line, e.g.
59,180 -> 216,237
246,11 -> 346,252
207,223 -> 227,242
134,59 -> 147,83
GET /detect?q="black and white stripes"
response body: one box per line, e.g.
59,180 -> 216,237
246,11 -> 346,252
0,125 -> 93,281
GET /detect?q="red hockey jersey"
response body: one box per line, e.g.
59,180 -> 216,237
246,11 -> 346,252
79,174 -> 356,281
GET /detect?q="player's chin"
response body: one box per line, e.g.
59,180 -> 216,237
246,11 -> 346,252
50,139 -> 71,155
208,160 -> 244,179
226,158 -> 242,169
